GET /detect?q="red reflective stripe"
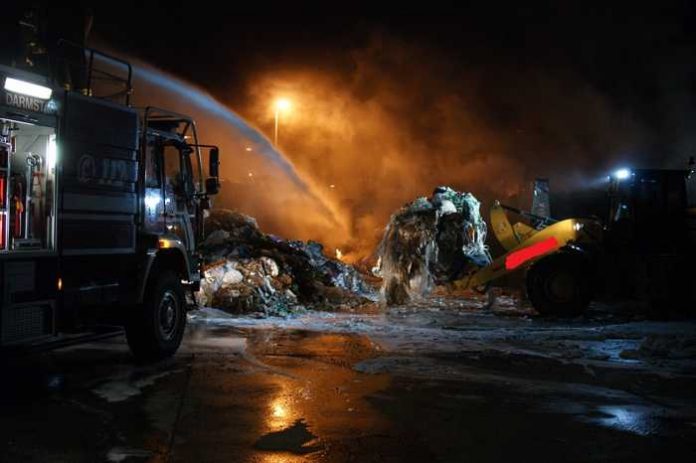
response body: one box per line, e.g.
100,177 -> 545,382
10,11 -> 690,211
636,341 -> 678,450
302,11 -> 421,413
505,236 -> 559,270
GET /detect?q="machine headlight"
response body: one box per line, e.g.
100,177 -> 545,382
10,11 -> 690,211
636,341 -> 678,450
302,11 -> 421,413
614,168 -> 631,180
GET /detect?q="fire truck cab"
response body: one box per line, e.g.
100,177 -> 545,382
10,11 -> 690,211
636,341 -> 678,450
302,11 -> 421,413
0,48 -> 220,359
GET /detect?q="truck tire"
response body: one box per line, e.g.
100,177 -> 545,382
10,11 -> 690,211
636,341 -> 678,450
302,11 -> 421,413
125,271 -> 186,361
526,252 -> 591,317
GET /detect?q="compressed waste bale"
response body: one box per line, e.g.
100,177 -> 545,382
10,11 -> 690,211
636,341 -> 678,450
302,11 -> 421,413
376,186 -> 491,305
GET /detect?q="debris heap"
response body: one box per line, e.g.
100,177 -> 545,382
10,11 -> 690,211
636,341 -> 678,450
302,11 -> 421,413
376,186 -> 491,305
197,210 -> 377,315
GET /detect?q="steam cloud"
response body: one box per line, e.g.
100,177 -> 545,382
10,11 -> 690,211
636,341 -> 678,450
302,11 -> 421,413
237,34 -> 652,260
109,31 -> 677,261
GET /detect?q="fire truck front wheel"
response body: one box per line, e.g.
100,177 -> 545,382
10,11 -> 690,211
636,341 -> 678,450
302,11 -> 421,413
126,271 -> 186,361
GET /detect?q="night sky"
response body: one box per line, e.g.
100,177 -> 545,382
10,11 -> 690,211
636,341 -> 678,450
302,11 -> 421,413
91,1 -> 696,159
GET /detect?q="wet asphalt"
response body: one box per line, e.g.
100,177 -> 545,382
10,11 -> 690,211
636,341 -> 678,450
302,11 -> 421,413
1,302 -> 696,462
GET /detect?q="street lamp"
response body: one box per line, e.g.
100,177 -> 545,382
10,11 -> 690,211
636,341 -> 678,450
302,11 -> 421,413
274,98 -> 291,146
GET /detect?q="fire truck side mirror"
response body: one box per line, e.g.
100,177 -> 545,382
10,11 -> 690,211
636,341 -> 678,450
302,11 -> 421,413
209,147 -> 219,178
205,177 -> 219,195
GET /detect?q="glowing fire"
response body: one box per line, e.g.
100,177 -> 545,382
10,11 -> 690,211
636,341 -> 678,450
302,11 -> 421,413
272,403 -> 286,418
335,248 -> 343,260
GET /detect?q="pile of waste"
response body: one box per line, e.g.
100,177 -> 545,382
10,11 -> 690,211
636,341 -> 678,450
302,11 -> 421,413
375,186 -> 491,305
197,210 -> 377,315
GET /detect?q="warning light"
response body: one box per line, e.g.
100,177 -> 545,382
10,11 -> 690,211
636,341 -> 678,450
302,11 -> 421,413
158,239 -> 174,249
57,278 -> 63,291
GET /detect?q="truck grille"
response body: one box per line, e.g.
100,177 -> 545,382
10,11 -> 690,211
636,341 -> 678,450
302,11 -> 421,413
1,303 -> 52,344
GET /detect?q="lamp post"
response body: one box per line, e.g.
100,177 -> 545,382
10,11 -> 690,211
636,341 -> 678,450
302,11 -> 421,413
274,98 -> 291,146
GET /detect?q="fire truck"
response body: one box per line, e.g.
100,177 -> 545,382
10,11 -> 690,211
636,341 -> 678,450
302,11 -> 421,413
0,44 -> 220,359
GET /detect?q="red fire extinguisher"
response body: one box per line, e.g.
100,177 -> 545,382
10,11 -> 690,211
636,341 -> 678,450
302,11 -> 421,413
12,179 -> 23,238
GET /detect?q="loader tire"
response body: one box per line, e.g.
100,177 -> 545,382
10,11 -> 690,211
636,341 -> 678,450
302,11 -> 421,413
526,252 -> 591,317
125,271 -> 186,361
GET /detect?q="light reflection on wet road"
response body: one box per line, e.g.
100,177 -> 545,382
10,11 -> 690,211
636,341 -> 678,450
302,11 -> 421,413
1,303 -> 695,462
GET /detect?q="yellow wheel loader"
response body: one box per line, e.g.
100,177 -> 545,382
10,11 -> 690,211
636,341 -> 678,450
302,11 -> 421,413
455,166 -> 696,317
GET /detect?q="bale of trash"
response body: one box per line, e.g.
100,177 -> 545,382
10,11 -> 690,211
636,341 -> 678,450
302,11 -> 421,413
376,186 -> 491,305
198,209 -> 377,315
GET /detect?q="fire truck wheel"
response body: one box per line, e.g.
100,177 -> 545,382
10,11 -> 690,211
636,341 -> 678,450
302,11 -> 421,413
125,271 -> 186,361
526,252 -> 591,317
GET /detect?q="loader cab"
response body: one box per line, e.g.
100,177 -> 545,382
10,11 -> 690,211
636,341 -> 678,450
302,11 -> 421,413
608,169 -> 690,252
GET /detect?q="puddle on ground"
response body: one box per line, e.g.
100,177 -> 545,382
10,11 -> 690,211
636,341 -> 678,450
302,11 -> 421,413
254,419 -> 321,454
92,370 -> 178,403
588,405 -> 663,436
180,325 -> 247,354
106,446 -> 154,462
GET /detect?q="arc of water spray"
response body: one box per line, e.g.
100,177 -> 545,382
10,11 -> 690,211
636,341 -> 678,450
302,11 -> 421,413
92,50 -> 347,230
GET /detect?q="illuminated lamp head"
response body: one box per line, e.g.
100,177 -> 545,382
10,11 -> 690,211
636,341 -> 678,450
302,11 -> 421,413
614,168 -> 631,180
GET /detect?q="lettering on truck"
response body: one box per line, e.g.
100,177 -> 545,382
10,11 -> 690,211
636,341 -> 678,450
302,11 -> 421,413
78,154 -> 129,187
5,91 -> 47,112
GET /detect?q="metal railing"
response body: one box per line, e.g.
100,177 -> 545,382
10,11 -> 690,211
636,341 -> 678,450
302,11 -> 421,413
56,40 -> 133,105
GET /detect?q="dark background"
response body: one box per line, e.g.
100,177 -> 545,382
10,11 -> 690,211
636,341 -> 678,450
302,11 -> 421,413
5,2 -> 696,252
89,1 -> 696,162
